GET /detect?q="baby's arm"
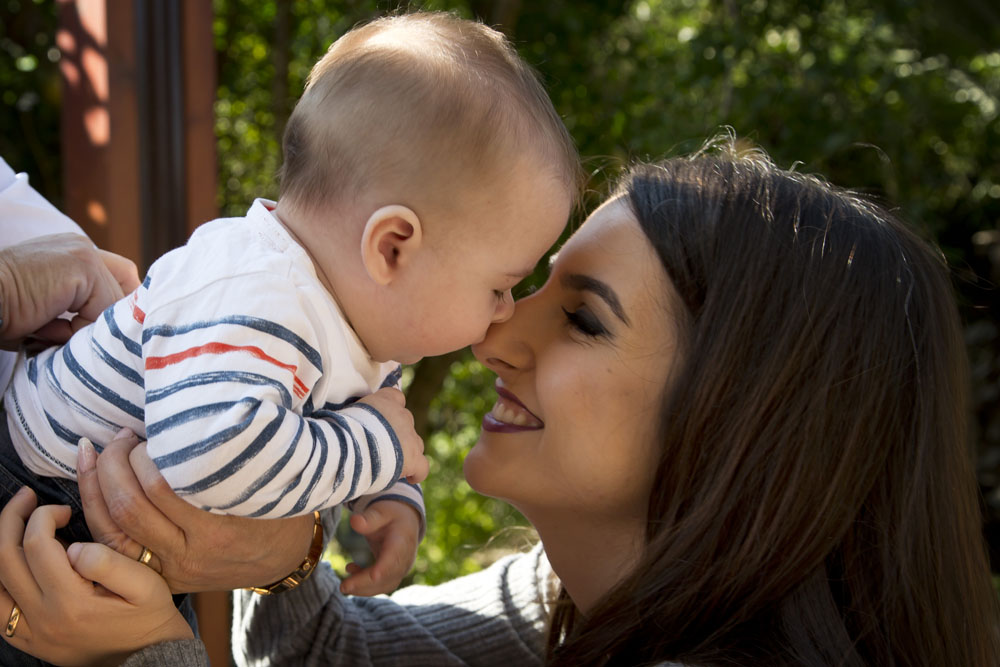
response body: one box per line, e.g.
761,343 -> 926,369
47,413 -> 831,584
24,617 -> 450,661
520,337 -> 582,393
339,370 -> 427,595
138,278 -> 426,518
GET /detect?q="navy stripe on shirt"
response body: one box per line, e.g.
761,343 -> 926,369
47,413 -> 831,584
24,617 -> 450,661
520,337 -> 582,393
288,424 -> 331,515
91,339 -> 144,387
41,351 -> 124,433
103,307 -> 142,357
149,398 -> 260,466
213,419 -> 305,512
348,403 -> 404,484
61,345 -> 144,421
173,410 -> 285,495
147,370 -> 293,409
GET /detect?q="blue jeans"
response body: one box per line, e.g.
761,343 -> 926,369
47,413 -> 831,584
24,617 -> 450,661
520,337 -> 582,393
0,408 -> 198,666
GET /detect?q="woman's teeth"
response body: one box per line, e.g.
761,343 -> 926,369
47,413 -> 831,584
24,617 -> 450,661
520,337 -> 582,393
491,400 -> 537,426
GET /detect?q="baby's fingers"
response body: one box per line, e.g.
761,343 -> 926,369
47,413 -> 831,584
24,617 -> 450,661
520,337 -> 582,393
403,453 -> 429,484
339,561 -> 396,597
339,565 -> 373,596
373,386 -> 406,406
342,532 -> 415,597
348,505 -> 393,537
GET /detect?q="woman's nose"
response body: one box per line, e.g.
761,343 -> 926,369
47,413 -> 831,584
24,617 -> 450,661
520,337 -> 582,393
474,295 -> 535,374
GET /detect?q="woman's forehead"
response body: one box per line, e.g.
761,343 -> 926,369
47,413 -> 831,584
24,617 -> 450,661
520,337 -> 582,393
556,196 -> 681,320
558,197 -> 642,259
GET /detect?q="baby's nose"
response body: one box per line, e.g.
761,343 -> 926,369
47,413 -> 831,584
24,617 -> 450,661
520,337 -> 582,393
492,291 -> 515,323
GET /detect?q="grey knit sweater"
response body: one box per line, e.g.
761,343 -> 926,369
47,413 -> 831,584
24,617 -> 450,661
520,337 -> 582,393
121,544 -> 556,666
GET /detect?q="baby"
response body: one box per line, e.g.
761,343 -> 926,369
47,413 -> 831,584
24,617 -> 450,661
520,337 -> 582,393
0,12 -> 578,599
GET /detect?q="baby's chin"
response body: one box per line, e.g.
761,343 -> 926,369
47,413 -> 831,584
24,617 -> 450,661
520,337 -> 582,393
368,344 -> 421,365
388,352 -> 422,365
389,345 -> 460,365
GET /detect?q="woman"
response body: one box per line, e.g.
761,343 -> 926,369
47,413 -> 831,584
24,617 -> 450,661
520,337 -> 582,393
1,143 -> 997,666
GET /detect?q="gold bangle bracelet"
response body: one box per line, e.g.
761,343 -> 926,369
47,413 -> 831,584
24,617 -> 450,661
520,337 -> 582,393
247,510 -> 324,595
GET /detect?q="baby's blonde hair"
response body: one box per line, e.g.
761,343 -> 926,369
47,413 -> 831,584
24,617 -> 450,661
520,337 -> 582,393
279,12 -> 580,219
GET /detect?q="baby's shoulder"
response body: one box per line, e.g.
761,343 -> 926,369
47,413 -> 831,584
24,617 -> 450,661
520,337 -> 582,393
147,215 -> 314,299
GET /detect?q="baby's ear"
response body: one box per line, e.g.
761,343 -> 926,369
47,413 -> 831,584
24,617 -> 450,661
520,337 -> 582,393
360,205 -> 423,285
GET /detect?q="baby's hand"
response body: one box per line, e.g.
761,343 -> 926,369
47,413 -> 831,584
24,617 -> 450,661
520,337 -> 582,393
357,387 -> 428,484
340,500 -> 421,596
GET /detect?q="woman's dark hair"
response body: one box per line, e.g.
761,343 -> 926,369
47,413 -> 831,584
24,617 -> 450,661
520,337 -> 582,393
547,141 -> 1000,666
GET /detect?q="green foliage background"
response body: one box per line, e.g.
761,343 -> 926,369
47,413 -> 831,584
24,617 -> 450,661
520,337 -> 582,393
2,0 -> 1000,586
0,0 -> 60,206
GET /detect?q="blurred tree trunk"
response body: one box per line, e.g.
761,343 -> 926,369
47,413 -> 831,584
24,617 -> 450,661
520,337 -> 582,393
272,0 -> 292,142
407,350 -> 465,439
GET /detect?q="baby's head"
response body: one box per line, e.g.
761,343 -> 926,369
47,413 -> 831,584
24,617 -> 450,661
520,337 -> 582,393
277,13 -> 580,363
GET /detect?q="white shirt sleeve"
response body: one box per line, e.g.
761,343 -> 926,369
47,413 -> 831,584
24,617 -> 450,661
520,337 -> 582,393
0,157 -> 87,248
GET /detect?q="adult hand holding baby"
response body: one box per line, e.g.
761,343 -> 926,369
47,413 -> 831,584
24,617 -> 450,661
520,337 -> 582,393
77,429 -> 316,594
0,486 -> 191,666
0,233 -> 139,349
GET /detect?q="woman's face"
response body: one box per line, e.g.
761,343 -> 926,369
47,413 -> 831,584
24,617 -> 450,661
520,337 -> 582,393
466,197 -> 682,525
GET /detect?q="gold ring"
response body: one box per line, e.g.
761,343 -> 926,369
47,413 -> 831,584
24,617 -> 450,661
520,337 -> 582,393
5,603 -> 20,638
137,545 -> 154,567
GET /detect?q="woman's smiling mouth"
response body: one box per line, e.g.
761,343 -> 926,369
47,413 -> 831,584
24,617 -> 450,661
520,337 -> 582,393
482,384 -> 544,432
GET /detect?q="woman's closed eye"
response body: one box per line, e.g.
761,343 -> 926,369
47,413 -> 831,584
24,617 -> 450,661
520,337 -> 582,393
562,306 -> 608,338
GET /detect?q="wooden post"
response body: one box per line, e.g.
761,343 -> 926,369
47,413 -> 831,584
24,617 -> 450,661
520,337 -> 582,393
182,0 -> 219,237
58,0 -> 218,269
57,0 -> 141,263
58,2 -> 228,663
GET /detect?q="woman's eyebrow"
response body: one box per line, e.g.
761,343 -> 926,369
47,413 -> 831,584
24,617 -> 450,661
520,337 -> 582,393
561,273 -> 631,326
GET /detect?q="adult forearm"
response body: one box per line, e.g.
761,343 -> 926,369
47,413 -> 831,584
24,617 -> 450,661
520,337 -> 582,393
233,547 -> 553,666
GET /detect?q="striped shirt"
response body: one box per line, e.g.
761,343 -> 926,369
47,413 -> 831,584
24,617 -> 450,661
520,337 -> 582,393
3,200 -> 423,519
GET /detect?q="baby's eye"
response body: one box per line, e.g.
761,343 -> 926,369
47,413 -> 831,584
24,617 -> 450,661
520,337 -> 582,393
493,290 -> 507,303
561,306 -> 608,338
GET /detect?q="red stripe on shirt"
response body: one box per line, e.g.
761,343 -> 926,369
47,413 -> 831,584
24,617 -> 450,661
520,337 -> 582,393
146,342 -> 309,398
129,293 -> 146,324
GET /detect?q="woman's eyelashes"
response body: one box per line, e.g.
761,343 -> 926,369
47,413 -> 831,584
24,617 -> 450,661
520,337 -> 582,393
561,306 -> 608,338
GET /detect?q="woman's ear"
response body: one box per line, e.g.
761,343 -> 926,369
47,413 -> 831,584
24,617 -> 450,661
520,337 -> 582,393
360,205 -> 423,285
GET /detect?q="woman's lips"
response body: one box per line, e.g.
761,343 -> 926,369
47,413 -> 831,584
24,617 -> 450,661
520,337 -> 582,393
482,385 -> 543,433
